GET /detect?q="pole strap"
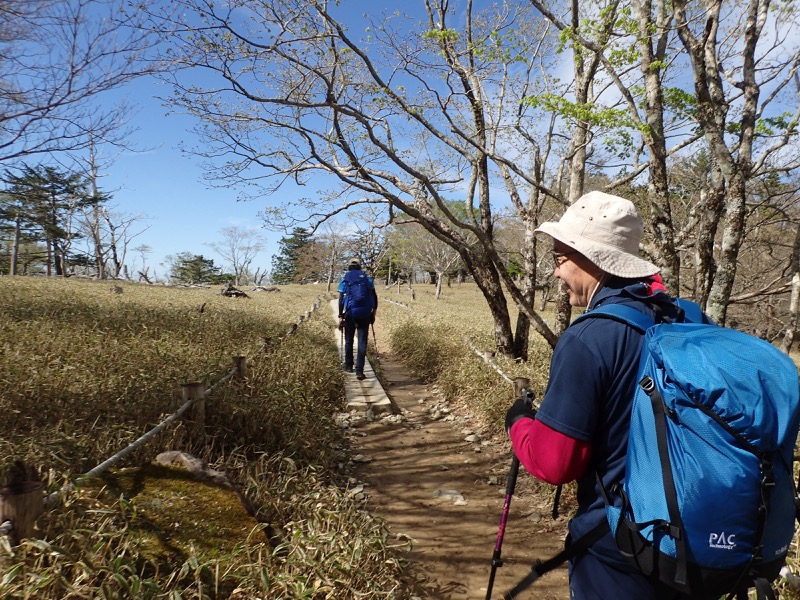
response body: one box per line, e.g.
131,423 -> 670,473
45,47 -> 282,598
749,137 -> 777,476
503,519 -> 609,598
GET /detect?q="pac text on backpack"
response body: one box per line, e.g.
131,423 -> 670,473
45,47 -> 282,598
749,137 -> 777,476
342,270 -> 375,319
506,299 -> 800,600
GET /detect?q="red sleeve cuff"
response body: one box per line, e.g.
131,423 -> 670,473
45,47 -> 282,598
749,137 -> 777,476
509,418 -> 591,485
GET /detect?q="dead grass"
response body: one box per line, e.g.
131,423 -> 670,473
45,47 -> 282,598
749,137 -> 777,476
0,277 -> 407,599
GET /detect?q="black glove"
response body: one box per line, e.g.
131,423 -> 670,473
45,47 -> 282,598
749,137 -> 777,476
338,317 -> 345,331
369,312 -> 375,324
505,398 -> 536,433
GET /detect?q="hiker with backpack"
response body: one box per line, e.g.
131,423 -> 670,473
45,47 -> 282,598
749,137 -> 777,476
503,191 -> 800,600
338,258 -> 378,380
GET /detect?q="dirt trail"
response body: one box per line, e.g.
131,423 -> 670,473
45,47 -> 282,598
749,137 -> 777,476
348,322 -> 571,600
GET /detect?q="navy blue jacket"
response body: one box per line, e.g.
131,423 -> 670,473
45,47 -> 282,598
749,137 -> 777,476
536,277 -> 687,568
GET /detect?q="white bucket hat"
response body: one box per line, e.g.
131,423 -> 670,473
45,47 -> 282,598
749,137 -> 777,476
535,191 -> 659,278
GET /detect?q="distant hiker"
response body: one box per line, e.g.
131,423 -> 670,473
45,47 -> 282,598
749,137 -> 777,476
338,258 -> 377,380
505,191 -> 713,600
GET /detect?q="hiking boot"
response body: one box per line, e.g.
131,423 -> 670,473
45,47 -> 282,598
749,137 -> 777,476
356,371 -> 365,380
343,365 -> 354,372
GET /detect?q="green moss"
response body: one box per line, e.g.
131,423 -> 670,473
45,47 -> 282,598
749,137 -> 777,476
95,464 -> 263,564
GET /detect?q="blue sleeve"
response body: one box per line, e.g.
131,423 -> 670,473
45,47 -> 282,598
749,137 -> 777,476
337,279 -> 346,293
536,332 -> 605,442
535,317 -> 642,444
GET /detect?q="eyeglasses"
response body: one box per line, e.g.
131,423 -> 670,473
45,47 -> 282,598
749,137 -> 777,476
552,250 -> 579,267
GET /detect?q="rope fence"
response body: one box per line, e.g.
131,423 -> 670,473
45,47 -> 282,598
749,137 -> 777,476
1,295 -> 330,543
464,337 -> 515,384
384,296 -> 517,385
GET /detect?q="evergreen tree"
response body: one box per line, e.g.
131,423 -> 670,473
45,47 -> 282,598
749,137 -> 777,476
0,164 -> 95,276
169,253 -> 227,284
271,227 -> 312,284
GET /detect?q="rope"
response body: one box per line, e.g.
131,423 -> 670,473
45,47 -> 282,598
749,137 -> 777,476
385,299 -> 411,309
36,296 -> 331,513
204,367 -> 237,396
465,337 -> 514,384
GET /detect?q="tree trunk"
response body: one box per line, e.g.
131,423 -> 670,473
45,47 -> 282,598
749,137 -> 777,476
11,216 -> 20,276
512,212 -> 538,360
467,255 -> 516,358
781,223 -> 800,353
693,179 -> 725,308
782,273 -> 800,354
633,0 -> 680,294
706,175 -> 747,325
46,239 -> 52,276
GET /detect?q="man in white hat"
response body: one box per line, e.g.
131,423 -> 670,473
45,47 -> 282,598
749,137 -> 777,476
504,192 -> 708,599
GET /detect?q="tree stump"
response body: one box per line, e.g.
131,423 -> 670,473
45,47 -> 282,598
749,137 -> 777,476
0,481 -> 44,545
221,283 -> 249,298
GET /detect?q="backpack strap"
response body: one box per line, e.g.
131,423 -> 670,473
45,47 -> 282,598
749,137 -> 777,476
573,303 -> 655,333
675,298 -> 704,323
574,297 -> 704,331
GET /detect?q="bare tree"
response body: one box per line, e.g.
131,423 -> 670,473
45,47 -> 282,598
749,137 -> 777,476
206,226 -> 267,285
0,0 -> 163,164
75,205 -> 148,278
530,0 -> 800,326
349,208 -> 392,276
158,0 -> 800,354
158,0 -> 587,355
416,225 -> 462,300
315,221 -> 348,292
133,244 -> 153,282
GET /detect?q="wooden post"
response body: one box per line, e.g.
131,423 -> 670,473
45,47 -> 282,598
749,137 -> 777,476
0,481 -> 44,545
183,382 -> 205,436
513,377 -> 531,400
233,356 -> 248,378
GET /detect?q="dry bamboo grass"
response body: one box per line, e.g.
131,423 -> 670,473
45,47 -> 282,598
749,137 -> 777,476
0,277 -> 409,598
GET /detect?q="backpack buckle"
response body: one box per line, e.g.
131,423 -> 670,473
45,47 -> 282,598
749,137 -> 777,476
761,460 -> 775,488
639,376 -> 655,393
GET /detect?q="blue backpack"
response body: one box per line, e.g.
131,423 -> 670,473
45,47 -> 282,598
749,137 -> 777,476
341,270 -> 375,319
580,300 -> 800,598
509,300 -> 800,599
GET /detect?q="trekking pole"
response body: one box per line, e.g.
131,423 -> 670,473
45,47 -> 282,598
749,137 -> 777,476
371,321 -> 377,352
486,453 -> 521,600
486,378 -> 533,600
339,318 -> 345,365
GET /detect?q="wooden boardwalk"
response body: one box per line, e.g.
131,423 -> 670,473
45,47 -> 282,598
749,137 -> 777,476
329,300 -> 393,415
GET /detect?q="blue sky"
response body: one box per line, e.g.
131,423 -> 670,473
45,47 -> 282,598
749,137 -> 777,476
99,0 -> 385,282
100,78 -> 283,281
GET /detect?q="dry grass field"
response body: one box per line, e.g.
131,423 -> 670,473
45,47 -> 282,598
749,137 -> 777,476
0,277 -> 404,599
0,277 -> 798,599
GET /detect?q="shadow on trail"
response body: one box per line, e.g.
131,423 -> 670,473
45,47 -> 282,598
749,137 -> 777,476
349,413 -> 569,600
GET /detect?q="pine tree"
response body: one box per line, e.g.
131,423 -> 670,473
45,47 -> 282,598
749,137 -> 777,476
169,253 -> 225,284
271,227 -> 312,284
0,164 -> 95,276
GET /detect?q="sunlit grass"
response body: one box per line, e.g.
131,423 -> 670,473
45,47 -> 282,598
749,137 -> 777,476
380,282 -> 553,436
0,277 -> 409,598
